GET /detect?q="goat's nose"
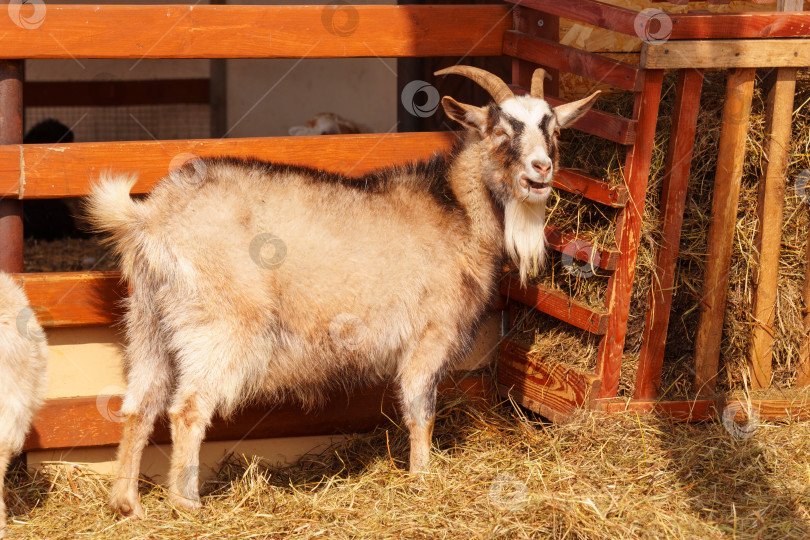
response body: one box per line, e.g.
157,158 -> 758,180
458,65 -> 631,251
532,160 -> 552,176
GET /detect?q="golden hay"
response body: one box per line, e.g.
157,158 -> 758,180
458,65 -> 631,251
523,69 -> 810,397
5,390 -> 810,539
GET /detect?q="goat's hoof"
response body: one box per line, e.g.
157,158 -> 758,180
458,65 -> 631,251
110,498 -> 145,519
169,493 -> 201,513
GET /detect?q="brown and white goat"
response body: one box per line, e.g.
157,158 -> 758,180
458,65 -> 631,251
0,273 -> 48,538
84,66 -> 598,517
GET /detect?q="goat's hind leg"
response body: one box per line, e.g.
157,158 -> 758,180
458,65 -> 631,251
110,303 -> 173,518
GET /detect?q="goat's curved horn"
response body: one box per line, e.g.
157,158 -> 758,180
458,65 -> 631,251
434,65 -> 514,104
531,69 -> 547,100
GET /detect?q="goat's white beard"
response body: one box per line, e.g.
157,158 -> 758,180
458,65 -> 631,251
504,198 -> 547,287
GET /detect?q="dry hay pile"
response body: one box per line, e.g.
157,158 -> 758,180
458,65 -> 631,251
5,390 -> 810,539
514,69 -> 810,397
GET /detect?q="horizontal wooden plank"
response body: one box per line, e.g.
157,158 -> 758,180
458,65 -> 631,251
505,0 -> 810,39
12,271 -> 124,328
555,168 -> 629,207
597,395 -> 810,423
597,398 -> 718,421
24,79 -> 210,108
642,39 -> 810,69
0,132 -> 458,198
503,31 -> 641,92
0,5 -> 509,59
23,375 -> 492,451
500,275 -> 609,335
498,340 -> 600,422
13,270 -> 505,328
545,225 -> 618,272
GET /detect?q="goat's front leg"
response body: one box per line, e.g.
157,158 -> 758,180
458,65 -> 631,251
398,330 -> 451,473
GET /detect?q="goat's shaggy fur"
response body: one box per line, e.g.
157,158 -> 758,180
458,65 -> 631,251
84,67 -> 598,516
0,273 -> 48,538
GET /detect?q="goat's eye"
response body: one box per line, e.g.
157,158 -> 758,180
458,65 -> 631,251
553,127 -> 561,138
493,128 -> 506,137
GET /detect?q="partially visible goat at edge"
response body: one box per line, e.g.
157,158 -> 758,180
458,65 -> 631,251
83,66 -> 599,517
0,273 -> 48,538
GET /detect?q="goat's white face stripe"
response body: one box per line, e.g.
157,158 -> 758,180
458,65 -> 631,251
497,96 -> 557,203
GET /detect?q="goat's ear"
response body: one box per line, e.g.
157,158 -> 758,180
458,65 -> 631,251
553,91 -> 601,129
441,96 -> 488,133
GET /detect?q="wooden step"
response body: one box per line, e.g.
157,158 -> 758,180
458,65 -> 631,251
500,275 -> 609,335
555,168 -> 629,208
498,339 -> 600,422
545,225 -> 618,272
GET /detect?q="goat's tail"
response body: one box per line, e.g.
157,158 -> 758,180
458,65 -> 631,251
82,172 -> 142,241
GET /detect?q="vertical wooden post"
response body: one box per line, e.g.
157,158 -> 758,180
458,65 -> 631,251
634,69 -> 704,400
596,69 -> 664,399
0,59 -> 24,273
693,68 -> 756,396
511,5 -> 559,97
747,67 -> 797,389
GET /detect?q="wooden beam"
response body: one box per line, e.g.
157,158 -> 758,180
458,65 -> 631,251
694,68 -> 756,396
545,225 -> 619,272
555,168 -> 629,208
23,79 -> 210,107
0,132 -> 458,198
748,67 -> 798,390
634,69 -> 704,400
597,398 -> 718,421
503,30 -> 641,92
0,5 -> 510,59
642,39 -> 810,70
596,69 -> 664,399
498,340 -> 600,423
546,96 -> 635,146
511,6 -> 560,99
23,376 -> 491,451
500,276 -> 609,335
505,0 -> 810,39
12,272 -> 125,327
0,60 -> 24,273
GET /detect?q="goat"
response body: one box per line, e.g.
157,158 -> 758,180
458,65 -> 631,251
0,273 -> 49,538
83,66 -> 598,517
288,112 -> 369,136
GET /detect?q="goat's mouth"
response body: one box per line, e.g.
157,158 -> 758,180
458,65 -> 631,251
519,175 -> 551,194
